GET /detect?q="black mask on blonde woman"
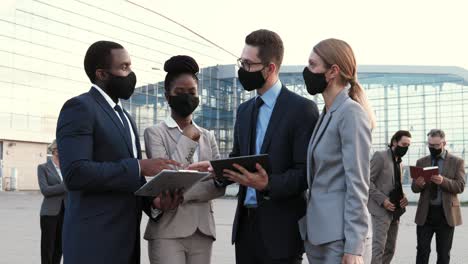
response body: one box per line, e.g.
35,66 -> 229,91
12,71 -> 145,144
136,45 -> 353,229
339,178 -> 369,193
302,67 -> 328,95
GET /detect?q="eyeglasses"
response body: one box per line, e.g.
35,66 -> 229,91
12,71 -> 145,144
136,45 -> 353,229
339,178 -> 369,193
237,58 -> 265,72
427,142 -> 443,148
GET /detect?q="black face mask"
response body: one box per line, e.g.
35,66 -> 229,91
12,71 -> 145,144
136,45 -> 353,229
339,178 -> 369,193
168,93 -> 200,117
105,71 -> 137,100
238,67 -> 266,91
302,67 -> 328,95
429,147 -> 443,158
394,145 -> 409,158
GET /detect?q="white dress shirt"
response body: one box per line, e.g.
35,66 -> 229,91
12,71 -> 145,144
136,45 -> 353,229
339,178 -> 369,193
92,84 -> 138,158
52,159 -> 62,181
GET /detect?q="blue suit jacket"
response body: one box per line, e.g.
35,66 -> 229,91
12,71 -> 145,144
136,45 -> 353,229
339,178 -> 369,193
230,86 -> 319,259
56,87 -> 150,264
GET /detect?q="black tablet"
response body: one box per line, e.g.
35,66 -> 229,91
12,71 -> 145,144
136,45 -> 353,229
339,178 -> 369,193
210,154 -> 270,183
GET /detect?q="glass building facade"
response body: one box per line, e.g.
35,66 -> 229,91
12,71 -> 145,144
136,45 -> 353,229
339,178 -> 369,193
132,65 -> 468,187
0,0 -> 232,190
1,0 -> 467,193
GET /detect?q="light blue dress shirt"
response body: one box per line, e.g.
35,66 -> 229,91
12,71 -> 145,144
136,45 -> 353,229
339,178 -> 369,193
244,80 -> 282,207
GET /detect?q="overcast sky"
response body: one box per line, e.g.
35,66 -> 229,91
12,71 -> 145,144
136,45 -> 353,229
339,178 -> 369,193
133,0 -> 468,70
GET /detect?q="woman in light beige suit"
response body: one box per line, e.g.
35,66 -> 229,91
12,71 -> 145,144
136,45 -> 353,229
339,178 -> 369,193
144,55 -> 225,264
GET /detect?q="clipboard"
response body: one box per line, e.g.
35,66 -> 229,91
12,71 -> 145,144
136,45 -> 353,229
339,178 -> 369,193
135,170 -> 210,197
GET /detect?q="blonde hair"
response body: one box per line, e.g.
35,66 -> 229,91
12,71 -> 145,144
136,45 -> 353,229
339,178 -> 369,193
313,38 -> 376,129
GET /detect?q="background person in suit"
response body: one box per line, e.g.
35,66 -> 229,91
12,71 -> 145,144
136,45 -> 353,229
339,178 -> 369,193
412,129 -> 465,264
300,38 -> 376,264
56,41 -> 181,264
143,55 -> 225,264
222,29 -> 319,264
368,130 -> 411,264
38,139 -> 66,264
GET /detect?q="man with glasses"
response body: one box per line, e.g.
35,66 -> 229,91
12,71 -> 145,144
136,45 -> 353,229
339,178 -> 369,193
412,129 -> 465,264
220,29 -> 319,264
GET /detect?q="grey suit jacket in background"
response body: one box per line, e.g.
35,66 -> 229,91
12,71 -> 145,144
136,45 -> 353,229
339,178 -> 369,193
143,121 -> 225,240
37,159 -> 66,216
300,88 -> 372,256
368,149 -> 402,218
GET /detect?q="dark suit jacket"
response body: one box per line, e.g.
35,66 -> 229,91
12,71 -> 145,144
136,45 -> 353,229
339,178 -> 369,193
412,152 -> 465,227
37,159 -> 66,216
230,86 -> 319,259
56,87 -> 150,264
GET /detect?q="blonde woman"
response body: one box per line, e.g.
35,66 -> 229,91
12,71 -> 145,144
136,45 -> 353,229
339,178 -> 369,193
300,38 -> 376,264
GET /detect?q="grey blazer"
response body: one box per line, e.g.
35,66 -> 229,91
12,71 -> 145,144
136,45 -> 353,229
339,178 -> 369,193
368,149 -> 402,218
300,88 -> 372,255
37,159 -> 66,216
143,121 -> 225,240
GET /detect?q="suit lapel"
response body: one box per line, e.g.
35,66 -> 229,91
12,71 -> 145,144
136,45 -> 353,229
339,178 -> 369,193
260,87 -> 288,154
422,156 -> 432,167
46,160 -> 61,183
440,153 -> 451,178
308,89 -> 350,187
198,132 -> 209,161
124,108 -> 141,159
386,149 -> 396,185
308,111 -> 324,148
309,111 -> 332,154
90,88 -> 134,156
306,111 -> 331,189
310,89 -> 350,154
166,124 -> 181,145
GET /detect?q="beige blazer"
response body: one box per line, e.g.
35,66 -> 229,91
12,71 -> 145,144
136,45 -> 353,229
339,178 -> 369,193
368,149 -> 403,218
143,120 -> 225,240
411,152 -> 465,227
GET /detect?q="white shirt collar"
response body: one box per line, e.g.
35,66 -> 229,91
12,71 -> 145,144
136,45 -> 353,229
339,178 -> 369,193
92,84 -> 123,109
165,116 -> 200,133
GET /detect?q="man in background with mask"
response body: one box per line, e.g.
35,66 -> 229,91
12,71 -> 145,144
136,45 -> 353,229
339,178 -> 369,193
368,130 -> 411,264
412,129 -> 465,264
56,41 -> 181,264
221,29 -> 319,264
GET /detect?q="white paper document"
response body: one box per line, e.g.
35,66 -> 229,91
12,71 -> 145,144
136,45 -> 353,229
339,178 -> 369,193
135,170 -> 210,197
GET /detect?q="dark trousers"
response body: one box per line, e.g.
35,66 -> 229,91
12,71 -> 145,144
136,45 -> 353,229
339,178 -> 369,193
235,207 -> 302,264
416,205 -> 454,264
40,205 -> 64,264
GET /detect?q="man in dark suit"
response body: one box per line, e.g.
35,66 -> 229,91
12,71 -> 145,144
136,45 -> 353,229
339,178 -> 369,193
223,29 -> 319,264
38,140 -> 66,264
56,41 -> 181,264
412,129 -> 465,264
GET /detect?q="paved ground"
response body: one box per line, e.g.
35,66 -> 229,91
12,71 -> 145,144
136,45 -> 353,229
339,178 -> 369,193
1,191 -> 468,264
